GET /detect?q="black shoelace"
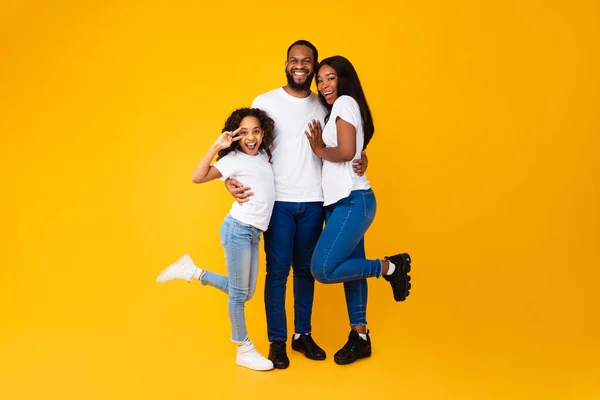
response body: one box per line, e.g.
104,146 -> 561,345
300,335 -> 315,347
271,343 -> 286,355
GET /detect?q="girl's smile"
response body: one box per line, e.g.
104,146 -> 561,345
237,116 -> 264,156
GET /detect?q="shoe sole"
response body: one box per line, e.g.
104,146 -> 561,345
236,361 -> 274,371
291,343 -> 326,360
334,351 -> 372,365
398,253 -> 412,301
270,360 -> 290,369
386,253 -> 412,302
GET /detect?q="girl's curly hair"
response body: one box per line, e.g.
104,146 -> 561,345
216,108 -> 275,162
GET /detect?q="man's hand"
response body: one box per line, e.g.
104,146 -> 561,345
225,178 -> 253,205
352,151 -> 368,176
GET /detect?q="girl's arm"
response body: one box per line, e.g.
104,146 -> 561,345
191,128 -> 242,183
305,118 -> 356,162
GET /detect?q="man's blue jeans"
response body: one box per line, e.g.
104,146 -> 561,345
263,201 -> 325,343
311,189 -> 382,326
200,214 -> 261,343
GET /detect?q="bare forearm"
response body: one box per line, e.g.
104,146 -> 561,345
313,118 -> 356,162
191,144 -> 220,183
316,146 -> 354,163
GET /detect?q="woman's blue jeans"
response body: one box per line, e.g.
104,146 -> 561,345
310,189 -> 382,326
200,214 -> 262,343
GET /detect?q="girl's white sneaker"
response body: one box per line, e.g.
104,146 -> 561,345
236,340 -> 274,371
156,254 -> 197,283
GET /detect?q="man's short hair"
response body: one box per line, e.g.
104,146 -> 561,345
286,40 -> 318,62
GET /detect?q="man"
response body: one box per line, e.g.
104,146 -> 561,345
227,40 -> 367,369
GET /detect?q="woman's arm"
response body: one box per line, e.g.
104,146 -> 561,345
305,118 -> 356,162
191,128 -> 241,183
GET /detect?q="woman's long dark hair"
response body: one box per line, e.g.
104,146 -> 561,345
316,56 -> 374,149
216,108 -> 275,162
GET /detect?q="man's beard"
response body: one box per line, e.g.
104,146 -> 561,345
285,69 -> 315,91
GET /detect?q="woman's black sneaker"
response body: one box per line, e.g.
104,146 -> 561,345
383,253 -> 412,301
334,330 -> 372,365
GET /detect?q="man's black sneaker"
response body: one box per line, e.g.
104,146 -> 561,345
334,330 -> 372,365
383,253 -> 412,301
268,341 -> 290,369
291,333 -> 326,360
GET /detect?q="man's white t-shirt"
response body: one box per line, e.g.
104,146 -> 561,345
321,95 -> 371,206
213,150 -> 275,231
252,88 -> 327,202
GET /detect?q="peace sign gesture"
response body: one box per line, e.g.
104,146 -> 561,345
214,127 -> 243,150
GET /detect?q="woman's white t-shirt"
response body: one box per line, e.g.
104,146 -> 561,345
321,95 -> 371,206
212,150 -> 275,231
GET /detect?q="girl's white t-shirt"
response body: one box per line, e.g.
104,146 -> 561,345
212,150 -> 275,231
321,95 -> 371,206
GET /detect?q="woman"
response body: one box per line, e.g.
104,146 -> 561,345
305,56 -> 412,365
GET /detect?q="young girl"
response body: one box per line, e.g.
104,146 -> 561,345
156,108 -> 276,371
304,56 -> 412,365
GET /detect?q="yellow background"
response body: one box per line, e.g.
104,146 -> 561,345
1,0 -> 599,399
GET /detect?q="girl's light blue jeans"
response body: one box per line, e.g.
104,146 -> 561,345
200,213 -> 262,343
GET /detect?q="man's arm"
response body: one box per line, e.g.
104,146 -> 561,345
352,151 -> 368,176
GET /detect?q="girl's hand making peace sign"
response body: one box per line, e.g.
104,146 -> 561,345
214,127 -> 243,150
